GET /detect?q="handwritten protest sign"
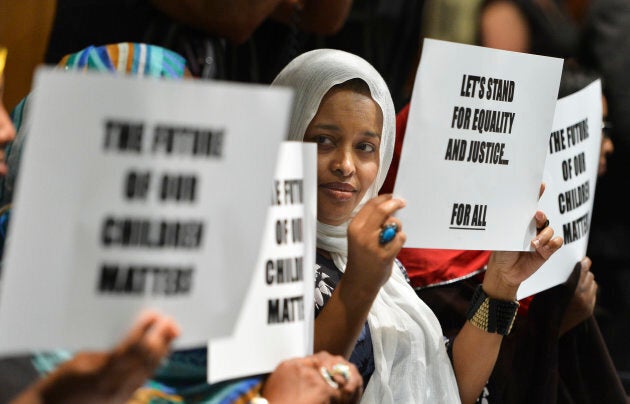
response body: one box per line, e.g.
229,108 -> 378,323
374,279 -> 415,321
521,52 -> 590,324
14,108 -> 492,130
518,80 -> 602,299
207,141 -> 316,383
0,68 -> 292,353
394,39 -> 563,250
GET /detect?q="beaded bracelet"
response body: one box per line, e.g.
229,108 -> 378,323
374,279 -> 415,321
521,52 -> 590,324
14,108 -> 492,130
466,285 -> 519,335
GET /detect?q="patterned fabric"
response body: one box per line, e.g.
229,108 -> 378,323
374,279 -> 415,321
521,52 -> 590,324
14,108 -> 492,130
57,43 -> 188,78
314,253 -> 375,385
33,350 -> 264,404
127,376 -> 264,404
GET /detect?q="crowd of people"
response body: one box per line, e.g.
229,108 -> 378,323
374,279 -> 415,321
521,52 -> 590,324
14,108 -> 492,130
0,0 -> 629,403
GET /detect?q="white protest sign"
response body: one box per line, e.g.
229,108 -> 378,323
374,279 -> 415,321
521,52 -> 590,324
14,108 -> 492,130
0,68 -> 292,354
394,39 -> 563,250
207,142 -> 316,383
518,80 -> 602,299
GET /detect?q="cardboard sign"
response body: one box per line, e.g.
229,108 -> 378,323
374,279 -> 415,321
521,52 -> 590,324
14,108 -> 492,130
518,81 -> 602,299
207,141 -> 316,383
394,39 -> 563,250
0,68 -> 292,354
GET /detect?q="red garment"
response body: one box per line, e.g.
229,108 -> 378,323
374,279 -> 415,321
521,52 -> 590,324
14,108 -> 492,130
382,103 -> 533,312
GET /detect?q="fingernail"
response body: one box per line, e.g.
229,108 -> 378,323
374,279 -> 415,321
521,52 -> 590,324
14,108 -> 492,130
532,238 -> 540,248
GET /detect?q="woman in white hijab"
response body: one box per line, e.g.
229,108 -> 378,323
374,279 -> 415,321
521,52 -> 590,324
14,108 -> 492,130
272,49 -> 562,404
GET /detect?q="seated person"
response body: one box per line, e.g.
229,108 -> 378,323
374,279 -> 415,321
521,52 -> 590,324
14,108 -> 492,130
271,48 -> 562,403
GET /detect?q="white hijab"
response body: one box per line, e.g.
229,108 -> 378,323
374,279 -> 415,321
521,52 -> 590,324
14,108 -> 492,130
272,49 -> 460,403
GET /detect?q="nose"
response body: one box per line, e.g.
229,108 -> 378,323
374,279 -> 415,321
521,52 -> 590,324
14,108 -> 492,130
331,147 -> 355,177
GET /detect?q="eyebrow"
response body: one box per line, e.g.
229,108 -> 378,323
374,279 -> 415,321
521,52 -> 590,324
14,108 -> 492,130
312,123 -> 382,139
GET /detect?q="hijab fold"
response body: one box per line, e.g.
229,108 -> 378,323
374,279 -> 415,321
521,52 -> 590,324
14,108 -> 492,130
272,49 -> 461,403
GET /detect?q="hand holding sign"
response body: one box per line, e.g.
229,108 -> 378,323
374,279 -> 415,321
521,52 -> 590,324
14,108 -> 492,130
394,39 -> 563,251
11,310 -> 179,404
517,80 -> 603,299
0,68 -> 292,353
483,210 -> 564,300
262,351 -> 363,404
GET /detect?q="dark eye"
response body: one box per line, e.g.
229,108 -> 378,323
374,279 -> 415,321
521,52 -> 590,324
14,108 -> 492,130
357,142 -> 376,152
315,135 -> 332,143
312,135 -> 334,149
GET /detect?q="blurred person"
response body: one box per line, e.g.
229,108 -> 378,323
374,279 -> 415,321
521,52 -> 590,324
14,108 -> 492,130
581,0 -> 630,390
0,42 -> 364,404
478,0 -> 585,59
0,42 -> 189,402
44,0 -> 352,83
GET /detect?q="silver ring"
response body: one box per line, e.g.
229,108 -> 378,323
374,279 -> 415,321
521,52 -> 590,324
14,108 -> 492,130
331,362 -> 351,382
319,366 -> 339,389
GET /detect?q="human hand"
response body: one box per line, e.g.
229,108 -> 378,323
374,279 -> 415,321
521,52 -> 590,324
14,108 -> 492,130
560,257 -> 597,335
345,194 -> 406,295
262,351 -> 363,404
12,310 -> 180,404
483,210 -> 563,300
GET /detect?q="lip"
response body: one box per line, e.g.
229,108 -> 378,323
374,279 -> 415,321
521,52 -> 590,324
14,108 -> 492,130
320,182 -> 357,201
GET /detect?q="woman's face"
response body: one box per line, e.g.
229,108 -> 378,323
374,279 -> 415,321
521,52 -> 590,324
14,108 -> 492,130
304,86 -> 382,226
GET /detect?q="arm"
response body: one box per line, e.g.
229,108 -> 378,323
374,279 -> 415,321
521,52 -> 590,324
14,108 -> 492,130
479,0 -> 531,52
314,194 -> 406,358
452,211 -> 563,404
11,311 -> 179,404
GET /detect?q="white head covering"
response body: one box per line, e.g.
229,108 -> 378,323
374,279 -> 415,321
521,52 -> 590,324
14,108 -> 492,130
272,49 -> 461,403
